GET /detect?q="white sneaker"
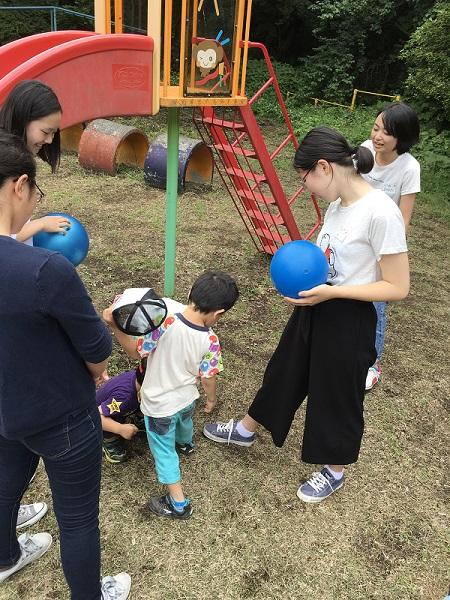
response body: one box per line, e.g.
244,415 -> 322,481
365,364 -> 381,391
16,502 -> 48,529
101,572 -> 131,599
0,532 -> 52,583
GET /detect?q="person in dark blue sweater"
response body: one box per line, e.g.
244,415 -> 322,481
0,132 -> 130,598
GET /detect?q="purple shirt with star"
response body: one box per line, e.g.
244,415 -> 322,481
96,370 -> 139,422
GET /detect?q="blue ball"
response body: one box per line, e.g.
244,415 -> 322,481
33,213 -> 90,267
270,240 -> 329,298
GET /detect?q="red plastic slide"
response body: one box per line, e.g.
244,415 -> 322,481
0,32 -> 155,127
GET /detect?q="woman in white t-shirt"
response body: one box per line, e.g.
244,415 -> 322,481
361,102 -> 420,390
204,126 -> 410,503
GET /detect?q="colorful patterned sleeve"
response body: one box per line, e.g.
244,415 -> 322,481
199,332 -> 224,379
136,315 -> 177,357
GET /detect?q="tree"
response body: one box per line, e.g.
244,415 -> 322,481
295,0 -> 437,103
401,1 -> 450,126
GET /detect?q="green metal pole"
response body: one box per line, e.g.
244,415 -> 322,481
164,107 -> 180,297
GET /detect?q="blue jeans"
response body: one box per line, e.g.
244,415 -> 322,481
374,301 -> 387,362
145,402 -> 195,484
0,406 -> 102,600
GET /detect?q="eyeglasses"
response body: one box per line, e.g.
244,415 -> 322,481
33,181 -> 45,203
301,162 -> 317,184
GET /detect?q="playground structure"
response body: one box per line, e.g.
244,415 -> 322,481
0,0 -> 321,295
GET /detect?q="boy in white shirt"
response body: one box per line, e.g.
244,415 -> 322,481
103,271 -> 239,519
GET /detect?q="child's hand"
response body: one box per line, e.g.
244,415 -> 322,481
204,398 -> 217,413
120,424 -> 139,440
103,295 -> 122,326
38,215 -> 71,234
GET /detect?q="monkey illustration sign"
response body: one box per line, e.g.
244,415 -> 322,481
186,0 -> 236,96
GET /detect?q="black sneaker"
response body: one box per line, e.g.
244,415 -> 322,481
102,437 -> 127,464
175,442 -> 195,456
147,495 -> 193,520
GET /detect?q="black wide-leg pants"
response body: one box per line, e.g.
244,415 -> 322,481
248,299 -> 377,465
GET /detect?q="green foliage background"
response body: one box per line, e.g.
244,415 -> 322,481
0,1 -> 448,128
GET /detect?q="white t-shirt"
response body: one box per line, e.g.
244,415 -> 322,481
137,298 -> 223,417
361,140 -> 420,205
317,189 -> 407,286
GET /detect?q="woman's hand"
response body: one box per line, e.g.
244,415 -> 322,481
284,284 -> 335,306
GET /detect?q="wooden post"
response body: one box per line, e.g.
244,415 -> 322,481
114,0 -> 123,33
148,0 -> 161,115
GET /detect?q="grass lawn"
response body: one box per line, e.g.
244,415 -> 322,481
2,107 -> 449,600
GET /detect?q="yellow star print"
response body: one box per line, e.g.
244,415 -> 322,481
107,398 -> 123,414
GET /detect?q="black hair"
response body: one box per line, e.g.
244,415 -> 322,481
293,126 -> 374,175
377,102 -> 420,154
0,130 -> 36,188
189,271 -> 239,313
0,80 -> 62,173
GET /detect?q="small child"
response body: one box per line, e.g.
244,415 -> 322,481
97,360 -> 147,464
103,271 -> 239,519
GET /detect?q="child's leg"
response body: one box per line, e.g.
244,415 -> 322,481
175,403 -> 194,446
145,414 -> 192,518
145,415 -> 181,490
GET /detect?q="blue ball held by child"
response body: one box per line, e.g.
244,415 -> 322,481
33,213 -> 89,267
270,240 -> 329,298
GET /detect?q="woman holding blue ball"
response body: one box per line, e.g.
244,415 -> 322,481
0,79 -> 71,244
204,126 -> 410,504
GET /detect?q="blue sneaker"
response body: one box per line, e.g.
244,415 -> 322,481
203,419 -> 255,447
296,467 -> 345,503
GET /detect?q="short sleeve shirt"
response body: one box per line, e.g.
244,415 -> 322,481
317,189 -> 408,286
135,300 -> 223,417
96,370 -> 139,420
361,140 -> 420,205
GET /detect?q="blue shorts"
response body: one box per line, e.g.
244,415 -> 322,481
144,402 -> 195,484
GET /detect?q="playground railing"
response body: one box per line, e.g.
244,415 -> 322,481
312,88 -> 401,111
242,41 -> 298,157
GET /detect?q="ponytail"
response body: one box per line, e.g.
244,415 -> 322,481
352,145 -> 374,175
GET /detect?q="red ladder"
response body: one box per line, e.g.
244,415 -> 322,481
193,41 -> 321,255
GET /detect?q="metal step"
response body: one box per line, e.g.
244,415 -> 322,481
214,142 -> 256,157
237,188 -> 276,205
225,167 -> 266,182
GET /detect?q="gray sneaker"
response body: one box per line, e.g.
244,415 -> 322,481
101,572 -> 131,600
296,467 -> 345,503
203,419 -> 255,447
16,502 -> 48,529
0,532 -> 52,583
